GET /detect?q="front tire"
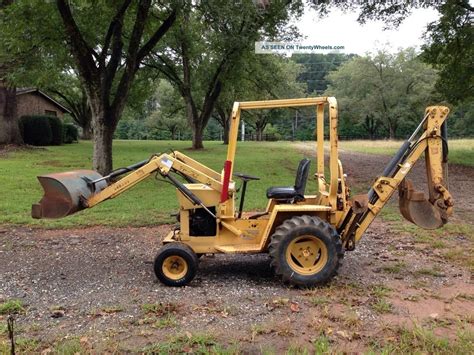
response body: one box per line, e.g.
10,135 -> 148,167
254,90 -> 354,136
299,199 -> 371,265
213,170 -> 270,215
154,243 -> 198,287
269,215 -> 343,288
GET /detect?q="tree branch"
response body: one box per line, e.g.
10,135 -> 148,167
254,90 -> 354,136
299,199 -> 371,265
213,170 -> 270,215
100,0 -> 133,66
56,0 -> 98,86
137,8 -> 177,63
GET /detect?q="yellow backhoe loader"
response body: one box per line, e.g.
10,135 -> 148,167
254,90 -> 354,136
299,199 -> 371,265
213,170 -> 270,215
32,97 -> 453,287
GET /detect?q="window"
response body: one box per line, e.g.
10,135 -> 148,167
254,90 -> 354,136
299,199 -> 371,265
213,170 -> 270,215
45,110 -> 57,117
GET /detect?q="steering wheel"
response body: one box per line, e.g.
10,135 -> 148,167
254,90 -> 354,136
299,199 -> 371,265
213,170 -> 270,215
233,172 -> 260,181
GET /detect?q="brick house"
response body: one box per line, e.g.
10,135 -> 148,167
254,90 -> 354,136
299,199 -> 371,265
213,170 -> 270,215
16,88 -> 70,118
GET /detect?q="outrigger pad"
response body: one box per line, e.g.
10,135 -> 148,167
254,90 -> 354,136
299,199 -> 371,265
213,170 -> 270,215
398,179 -> 445,230
31,170 -> 107,219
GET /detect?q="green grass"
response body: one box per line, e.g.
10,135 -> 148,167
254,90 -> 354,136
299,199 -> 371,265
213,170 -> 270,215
141,333 -> 238,354
309,296 -> 331,306
0,140 -> 316,228
372,323 -> 474,354
381,261 -> 407,274
372,298 -> 393,314
0,338 -> 40,354
338,139 -> 474,167
0,299 -> 25,315
54,338 -> 85,355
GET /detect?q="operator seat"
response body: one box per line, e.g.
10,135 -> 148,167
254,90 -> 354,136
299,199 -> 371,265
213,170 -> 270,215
266,158 -> 311,202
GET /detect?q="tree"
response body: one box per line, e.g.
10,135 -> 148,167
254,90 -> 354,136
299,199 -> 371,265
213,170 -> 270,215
147,0 -> 302,149
146,80 -> 187,140
422,0 -> 473,104
243,56 -> 304,140
326,48 -> 438,139
313,0 -> 473,105
51,81 -> 93,140
1,1 -> 178,174
213,54 -> 304,144
292,53 -> 354,95
0,74 -> 22,145
0,1 -> 22,145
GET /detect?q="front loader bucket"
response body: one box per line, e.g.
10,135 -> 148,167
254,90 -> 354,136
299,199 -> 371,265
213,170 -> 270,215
398,179 -> 445,230
31,170 -> 107,219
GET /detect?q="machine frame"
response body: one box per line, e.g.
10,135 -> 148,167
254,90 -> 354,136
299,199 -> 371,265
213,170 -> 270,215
32,97 -> 453,287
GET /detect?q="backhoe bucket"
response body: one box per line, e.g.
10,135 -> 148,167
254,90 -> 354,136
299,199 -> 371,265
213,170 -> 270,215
31,170 -> 107,219
398,179 -> 444,230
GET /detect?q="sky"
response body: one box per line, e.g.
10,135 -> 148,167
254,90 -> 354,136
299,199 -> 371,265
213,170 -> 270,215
295,7 -> 440,55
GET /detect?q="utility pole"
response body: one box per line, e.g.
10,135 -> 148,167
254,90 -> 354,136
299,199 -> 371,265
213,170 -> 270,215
241,119 -> 245,141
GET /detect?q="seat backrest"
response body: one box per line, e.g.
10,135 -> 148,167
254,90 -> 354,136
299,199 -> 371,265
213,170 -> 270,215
294,158 -> 311,196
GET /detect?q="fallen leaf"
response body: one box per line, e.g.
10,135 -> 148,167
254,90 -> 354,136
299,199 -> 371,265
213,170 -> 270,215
290,302 -> 300,313
185,331 -> 192,339
336,330 -> 350,340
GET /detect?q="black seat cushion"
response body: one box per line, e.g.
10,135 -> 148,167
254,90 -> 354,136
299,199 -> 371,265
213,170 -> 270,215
266,158 -> 311,201
266,186 -> 298,199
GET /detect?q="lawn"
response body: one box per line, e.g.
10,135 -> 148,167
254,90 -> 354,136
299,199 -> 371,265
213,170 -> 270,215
0,140 -> 318,228
337,139 -> 474,167
1,138 -> 473,228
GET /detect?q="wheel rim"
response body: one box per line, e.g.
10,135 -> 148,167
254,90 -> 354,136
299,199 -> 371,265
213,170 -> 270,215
286,235 -> 328,275
162,255 -> 188,280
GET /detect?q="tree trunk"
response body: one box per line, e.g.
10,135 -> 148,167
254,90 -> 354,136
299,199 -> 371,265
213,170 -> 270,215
0,83 -> 22,145
388,123 -> 396,139
223,122 -> 229,145
92,119 -> 114,175
184,96 -> 204,149
256,127 -> 264,141
89,96 -> 116,175
192,125 -> 204,149
216,107 -> 230,145
81,118 -> 93,139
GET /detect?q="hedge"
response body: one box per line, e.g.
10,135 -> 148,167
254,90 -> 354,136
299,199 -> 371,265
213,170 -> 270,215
63,123 -> 79,143
47,116 -> 64,145
19,115 -> 78,146
19,115 -> 53,146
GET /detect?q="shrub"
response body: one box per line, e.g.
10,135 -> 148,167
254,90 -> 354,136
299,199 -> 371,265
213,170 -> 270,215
63,124 -> 79,143
46,116 -> 64,145
19,115 -> 53,146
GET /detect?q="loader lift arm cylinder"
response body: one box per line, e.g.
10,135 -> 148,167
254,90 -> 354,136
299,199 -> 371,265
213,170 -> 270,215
165,173 -> 217,218
87,159 -> 150,188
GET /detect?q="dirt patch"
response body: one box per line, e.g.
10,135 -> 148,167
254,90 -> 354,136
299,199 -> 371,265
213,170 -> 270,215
1,220 -> 473,352
0,144 -> 46,158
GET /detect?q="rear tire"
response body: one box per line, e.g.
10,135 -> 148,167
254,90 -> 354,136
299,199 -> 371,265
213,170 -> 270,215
154,243 -> 198,287
269,215 -> 343,288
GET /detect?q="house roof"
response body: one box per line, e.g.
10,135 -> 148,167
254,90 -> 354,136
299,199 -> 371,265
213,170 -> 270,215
16,88 -> 71,114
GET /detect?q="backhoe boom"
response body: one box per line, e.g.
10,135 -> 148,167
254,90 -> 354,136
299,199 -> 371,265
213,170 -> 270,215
340,106 -> 453,248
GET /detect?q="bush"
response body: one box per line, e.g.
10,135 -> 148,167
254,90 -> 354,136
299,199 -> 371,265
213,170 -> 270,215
46,116 -> 64,145
63,124 -> 79,143
19,115 -> 53,146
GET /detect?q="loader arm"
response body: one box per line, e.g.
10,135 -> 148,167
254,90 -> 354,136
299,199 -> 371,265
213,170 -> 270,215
339,106 -> 453,249
32,151 -> 226,219
86,153 -> 224,208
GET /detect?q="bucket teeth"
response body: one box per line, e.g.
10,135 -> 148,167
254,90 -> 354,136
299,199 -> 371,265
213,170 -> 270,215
398,179 -> 445,230
31,170 -> 107,219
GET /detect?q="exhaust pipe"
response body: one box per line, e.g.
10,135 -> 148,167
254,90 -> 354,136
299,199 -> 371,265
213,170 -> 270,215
32,170 -> 107,219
